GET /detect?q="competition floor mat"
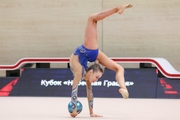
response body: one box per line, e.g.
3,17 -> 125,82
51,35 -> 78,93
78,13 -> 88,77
0,97 -> 179,120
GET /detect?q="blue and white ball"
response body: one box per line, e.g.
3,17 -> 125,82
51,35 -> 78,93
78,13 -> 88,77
68,101 -> 83,114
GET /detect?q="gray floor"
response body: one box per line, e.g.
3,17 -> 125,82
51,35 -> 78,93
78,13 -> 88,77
0,97 -> 179,120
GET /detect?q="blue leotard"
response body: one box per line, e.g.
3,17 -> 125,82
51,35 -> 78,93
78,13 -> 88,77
73,44 -> 99,70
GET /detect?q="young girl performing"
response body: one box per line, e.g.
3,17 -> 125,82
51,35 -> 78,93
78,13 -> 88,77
69,4 -> 133,117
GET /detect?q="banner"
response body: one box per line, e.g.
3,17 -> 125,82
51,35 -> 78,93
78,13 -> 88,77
157,78 -> 180,98
0,77 -> 18,96
8,68 -> 158,98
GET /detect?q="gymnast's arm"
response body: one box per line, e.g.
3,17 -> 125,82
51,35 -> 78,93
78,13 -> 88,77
86,80 -> 102,117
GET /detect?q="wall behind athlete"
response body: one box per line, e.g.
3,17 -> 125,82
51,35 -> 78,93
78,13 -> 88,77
0,0 -> 179,75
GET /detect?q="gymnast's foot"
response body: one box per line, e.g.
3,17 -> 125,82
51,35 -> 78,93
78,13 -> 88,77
119,88 -> 129,99
117,4 -> 133,14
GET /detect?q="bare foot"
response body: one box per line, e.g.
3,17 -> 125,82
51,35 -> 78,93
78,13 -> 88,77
117,4 -> 133,14
119,88 -> 129,99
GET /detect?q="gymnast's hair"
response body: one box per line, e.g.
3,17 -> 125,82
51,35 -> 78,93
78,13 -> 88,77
86,63 -> 104,73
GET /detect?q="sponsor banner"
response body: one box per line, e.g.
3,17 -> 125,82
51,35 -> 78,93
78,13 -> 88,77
9,68 -> 158,98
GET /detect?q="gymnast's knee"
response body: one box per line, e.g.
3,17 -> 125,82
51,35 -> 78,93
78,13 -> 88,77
115,64 -> 124,73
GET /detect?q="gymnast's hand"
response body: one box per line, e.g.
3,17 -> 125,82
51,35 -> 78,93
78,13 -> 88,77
70,110 -> 78,118
90,113 -> 103,117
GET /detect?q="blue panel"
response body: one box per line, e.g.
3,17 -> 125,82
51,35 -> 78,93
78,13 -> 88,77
156,78 -> 180,98
8,68 -> 158,98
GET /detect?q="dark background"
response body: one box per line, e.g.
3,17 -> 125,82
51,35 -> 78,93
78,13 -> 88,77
0,68 -> 180,98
